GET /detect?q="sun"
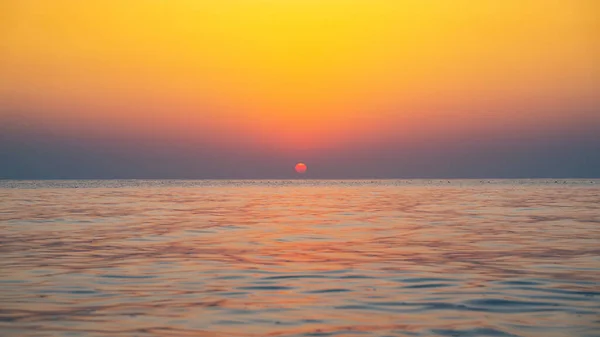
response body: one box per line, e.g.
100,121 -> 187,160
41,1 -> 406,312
295,163 -> 307,174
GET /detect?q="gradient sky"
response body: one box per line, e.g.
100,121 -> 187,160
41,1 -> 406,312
1,0 -> 599,179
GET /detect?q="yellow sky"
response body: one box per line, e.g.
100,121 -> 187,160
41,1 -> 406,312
1,0 -> 598,149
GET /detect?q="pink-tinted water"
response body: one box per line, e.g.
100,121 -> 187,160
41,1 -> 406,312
1,180 -> 599,336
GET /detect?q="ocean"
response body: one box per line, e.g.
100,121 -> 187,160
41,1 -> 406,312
1,180 -> 599,336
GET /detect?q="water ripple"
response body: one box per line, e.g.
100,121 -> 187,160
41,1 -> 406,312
1,180 -> 599,336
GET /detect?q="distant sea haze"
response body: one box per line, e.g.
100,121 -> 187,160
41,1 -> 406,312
0,179 -> 598,189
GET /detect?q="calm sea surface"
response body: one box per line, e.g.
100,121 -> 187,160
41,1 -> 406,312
1,180 -> 599,337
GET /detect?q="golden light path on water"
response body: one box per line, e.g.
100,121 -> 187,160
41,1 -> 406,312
0,180 -> 599,336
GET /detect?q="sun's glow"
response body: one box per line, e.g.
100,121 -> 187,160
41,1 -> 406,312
0,0 -> 598,153
295,163 -> 308,174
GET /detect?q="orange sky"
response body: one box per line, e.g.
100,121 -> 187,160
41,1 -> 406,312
1,0 -> 599,154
